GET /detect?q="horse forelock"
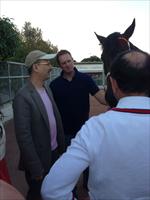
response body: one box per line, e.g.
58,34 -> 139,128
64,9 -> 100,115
101,32 -> 133,74
103,32 -> 130,55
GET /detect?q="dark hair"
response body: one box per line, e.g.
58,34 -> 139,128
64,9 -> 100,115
27,65 -> 33,75
56,50 -> 72,66
110,50 -> 150,95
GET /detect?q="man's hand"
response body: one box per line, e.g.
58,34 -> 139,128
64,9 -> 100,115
34,175 -> 43,181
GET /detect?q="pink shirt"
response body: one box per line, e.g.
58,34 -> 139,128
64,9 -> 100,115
37,88 -> 58,150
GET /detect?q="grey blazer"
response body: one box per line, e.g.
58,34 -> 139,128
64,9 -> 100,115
13,80 -> 65,179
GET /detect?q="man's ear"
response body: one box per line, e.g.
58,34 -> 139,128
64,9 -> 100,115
110,77 -> 124,100
109,76 -> 119,99
32,63 -> 38,72
110,77 -> 117,93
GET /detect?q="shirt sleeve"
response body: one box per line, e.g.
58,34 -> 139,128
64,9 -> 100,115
41,124 -> 91,200
86,75 -> 100,96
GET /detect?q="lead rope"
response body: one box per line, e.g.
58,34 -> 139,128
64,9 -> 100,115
111,107 -> 150,114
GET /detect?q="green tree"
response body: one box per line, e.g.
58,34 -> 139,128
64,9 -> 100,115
21,22 -> 43,50
22,22 -> 58,54
81,55 -> 101,62
13,22 -> 58,63
0,17 -> 21,60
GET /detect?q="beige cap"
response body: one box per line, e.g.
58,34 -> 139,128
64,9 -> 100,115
25,50 -> 56,67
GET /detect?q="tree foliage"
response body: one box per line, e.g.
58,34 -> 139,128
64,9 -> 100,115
20,22 -> 57,60
0,17 -> 100,65
0,17 -> 21,60
12,22 -> 58,62
81,55 -> 101,62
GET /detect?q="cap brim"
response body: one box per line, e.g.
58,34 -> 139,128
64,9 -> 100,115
40,53 -> 56,60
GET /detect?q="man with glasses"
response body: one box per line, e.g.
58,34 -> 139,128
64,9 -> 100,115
13,50 -> 65,200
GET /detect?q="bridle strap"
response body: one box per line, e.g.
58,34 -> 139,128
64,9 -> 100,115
106,72 -> 110,78
118,37 -> 131,51
102,72 -> 111,92
111,107 -> 150,114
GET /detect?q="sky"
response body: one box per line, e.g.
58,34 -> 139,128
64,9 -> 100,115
0,0 -> 150,62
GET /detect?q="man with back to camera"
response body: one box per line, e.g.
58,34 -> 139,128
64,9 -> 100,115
13,50 -> 65,200
41,50 -> 150,200
50,50 -> 107,194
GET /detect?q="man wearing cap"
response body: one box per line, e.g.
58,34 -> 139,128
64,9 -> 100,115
13,50 -> 65,200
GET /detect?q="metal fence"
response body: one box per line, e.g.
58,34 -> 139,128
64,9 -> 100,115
0,61 -> 105,105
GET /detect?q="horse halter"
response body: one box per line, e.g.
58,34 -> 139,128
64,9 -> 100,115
102,72 -> 111,92
118,37 -> 131,51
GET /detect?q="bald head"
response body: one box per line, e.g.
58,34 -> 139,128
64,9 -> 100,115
110,50 -> 150,95
124,51 -> 148,69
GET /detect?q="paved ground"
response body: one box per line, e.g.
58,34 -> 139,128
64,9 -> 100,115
4,96 -> 107,199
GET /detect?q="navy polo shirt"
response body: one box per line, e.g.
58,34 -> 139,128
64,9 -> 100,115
50,68 -> 99,136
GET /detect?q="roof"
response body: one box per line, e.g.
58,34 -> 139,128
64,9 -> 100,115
75,62 -> 103,73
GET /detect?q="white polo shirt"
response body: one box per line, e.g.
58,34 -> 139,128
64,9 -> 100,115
41,96 -> 150,200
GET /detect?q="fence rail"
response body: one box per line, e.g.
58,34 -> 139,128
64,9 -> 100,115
0,61 -> 105,105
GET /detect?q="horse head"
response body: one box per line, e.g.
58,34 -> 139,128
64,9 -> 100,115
95,18 -> 138,75
95,19 -> 142,107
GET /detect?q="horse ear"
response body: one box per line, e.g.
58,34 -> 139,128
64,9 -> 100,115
94,32 -> 106,45
122,18 -> 135,40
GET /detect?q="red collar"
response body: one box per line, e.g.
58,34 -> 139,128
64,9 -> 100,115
111,107 -> 150,114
